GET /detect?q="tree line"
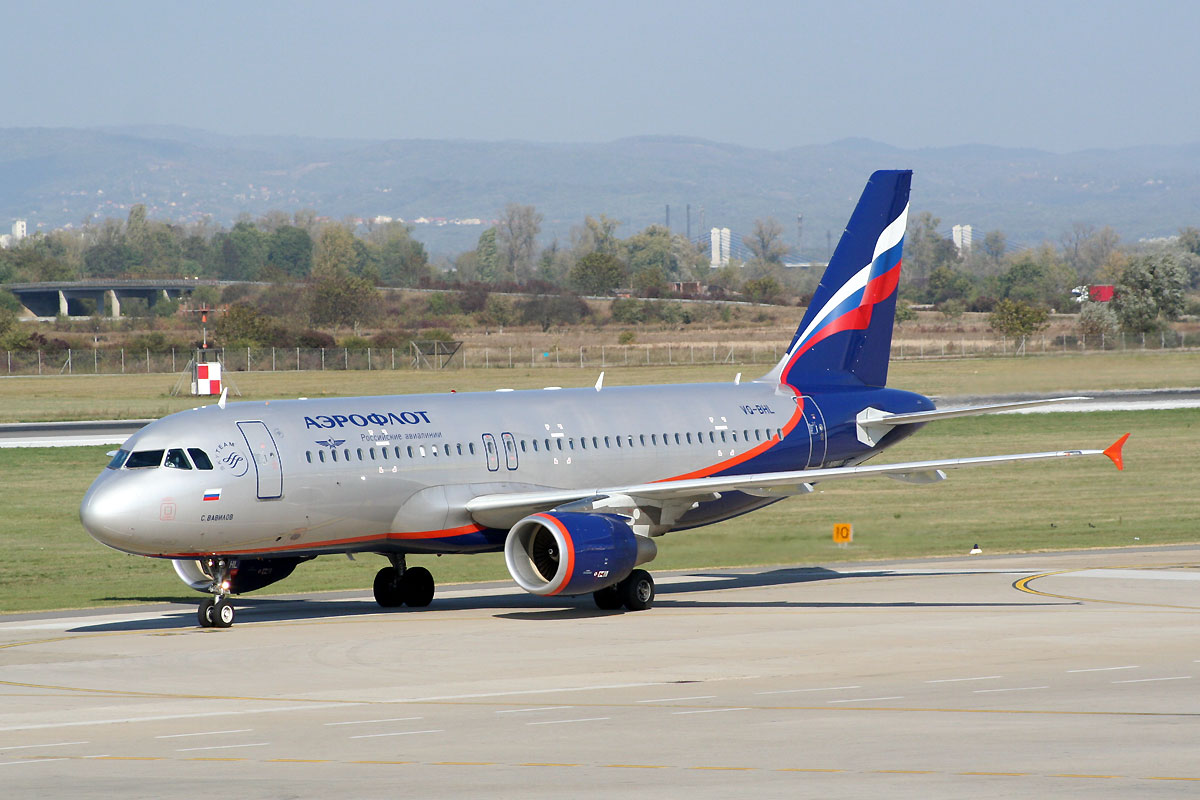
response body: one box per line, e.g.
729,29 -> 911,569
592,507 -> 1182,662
1,199 -> 1198,345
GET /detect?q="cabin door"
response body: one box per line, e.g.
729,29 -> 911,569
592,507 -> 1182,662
237,420 -> 283,499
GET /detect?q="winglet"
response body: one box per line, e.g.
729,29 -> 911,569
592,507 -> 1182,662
1103,433 -> 1130,471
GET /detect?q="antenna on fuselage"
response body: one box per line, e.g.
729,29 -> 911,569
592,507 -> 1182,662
595,371 -> 605,391
734,372 -> 742,385
218,387 -> 228,409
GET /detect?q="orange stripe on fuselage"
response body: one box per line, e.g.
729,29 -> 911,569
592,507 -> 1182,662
162,522 -> 488,559
658,386 -> 805,482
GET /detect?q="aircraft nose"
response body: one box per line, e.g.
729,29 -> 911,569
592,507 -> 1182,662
80,478 -> 137,549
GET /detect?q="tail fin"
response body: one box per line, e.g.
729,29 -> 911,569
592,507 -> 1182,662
766,169 -> 911,391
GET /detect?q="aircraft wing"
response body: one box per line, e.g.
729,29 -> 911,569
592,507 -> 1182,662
464,434 -> 1129,529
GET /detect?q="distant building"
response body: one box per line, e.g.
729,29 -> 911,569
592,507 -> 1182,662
2,219 -> 27,248
952,224 -> 973,252
710,227 -> 731,268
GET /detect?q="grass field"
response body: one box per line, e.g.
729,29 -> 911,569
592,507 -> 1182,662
0,408 -> 1192,614
0,349 -> 1197,423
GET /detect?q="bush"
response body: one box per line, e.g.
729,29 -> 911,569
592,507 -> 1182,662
297,329 -> 336,348
338,335 -> 371,349
371,329 -> 413,349
617,330 -> 637,345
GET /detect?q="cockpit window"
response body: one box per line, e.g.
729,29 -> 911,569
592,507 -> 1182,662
107,449 -> 130,470
164,448 -> 192,470
188,448 -> 214,470
125,449 -> 165,469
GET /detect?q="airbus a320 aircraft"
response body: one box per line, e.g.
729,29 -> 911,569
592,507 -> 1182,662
80,171 -> 1128,628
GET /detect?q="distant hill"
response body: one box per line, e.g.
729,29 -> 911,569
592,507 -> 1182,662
2,126 -> 1198,258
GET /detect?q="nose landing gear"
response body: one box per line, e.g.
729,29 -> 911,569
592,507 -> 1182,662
196,557 -> 236,628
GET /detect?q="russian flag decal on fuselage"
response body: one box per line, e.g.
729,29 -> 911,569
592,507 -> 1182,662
203,489 -> 222,502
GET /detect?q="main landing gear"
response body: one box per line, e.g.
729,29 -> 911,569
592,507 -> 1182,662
197,557 -> 236,628
592,569 -> 655,612
373,555 -> 435,609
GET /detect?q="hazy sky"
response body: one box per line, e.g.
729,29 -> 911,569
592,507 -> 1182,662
3,0 -> 1196,152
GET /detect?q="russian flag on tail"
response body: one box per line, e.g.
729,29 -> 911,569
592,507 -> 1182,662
767,170 -> 912,391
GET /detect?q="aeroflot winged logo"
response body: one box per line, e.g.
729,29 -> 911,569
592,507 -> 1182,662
304,410 -> 432,429
785,203 -> 909,361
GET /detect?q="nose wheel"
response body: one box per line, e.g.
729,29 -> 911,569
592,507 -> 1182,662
196,557 -> 236,628
198,596 -> 236,628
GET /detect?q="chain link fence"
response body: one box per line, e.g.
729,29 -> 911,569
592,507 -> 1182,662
3,330 -> 1198,377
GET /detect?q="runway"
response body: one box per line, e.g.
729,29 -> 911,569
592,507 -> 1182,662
3,546 -> 1199,798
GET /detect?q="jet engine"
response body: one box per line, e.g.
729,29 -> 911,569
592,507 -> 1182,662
171,557 -> 308,594
504,512 -> 657,597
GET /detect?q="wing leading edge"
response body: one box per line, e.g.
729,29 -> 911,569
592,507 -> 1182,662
465,434 -> 1130,530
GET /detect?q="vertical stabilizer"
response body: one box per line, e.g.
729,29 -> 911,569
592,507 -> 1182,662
765,170 -> 911,391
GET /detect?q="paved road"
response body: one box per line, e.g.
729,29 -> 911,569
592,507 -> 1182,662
3,546 -> 1199,798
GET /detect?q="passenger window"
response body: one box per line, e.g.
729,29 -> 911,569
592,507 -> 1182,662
686,433 -> 693,444
604,436 -> 611,448
187,448 -> 214,470
126,449 -> 164,468
305,451 -> 312,464
615,436 -> 622,448
381,448 -> 388,460
579,438 -> 586,450
444,444 -> 451,456
318,450 -> 326,462
708,432 -> 715,443
569,438 -> 575,450
331,450 -> 339,462
394,446 -> 401,458
674,433 -> 681,445
721,431 -> 727,442
457,444 -> 463,455
592,436 -> 599,448
369,448 -> 376,460
639,435 -> 646,446
732,432 -> 739,442
545,438 -> 551,450
357,448 -> 364,460
407,446 -> 414,457
532,440 -> 539,452
469,443 -> 476,455
556,438 -> 563,451
107,449 -> 130,470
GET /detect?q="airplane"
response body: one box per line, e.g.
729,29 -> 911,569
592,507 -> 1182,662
79,170 -> 1129,628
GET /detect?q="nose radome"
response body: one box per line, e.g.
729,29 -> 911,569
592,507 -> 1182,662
80,480 -> 134,548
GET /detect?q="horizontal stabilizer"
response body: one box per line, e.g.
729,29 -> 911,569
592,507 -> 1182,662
856,397 -> 1090,446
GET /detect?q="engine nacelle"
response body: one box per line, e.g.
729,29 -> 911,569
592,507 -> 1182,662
504,512 -> 657,597
171,557 -> 307,595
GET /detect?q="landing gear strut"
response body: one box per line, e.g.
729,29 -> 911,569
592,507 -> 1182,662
197,557 -> 236,628
373,555 -> 436,609
593,569 -> 655,612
